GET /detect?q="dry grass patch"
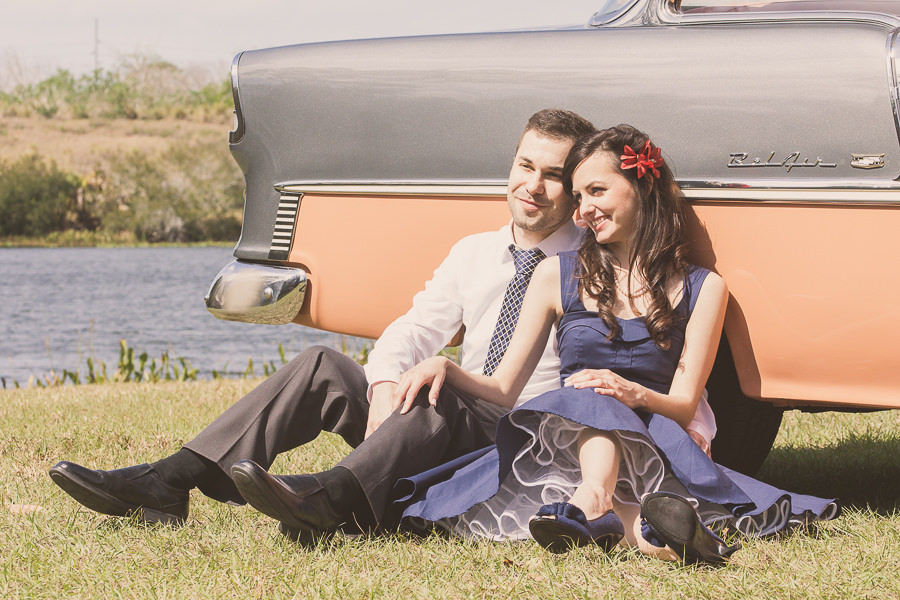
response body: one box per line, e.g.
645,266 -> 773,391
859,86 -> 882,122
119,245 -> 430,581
0,116 -> 229,175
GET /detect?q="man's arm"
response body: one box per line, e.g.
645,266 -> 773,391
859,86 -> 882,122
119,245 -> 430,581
362,237 -> 470,435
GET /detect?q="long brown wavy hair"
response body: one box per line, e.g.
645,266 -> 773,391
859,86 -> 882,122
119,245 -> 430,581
562,125 -> 691,350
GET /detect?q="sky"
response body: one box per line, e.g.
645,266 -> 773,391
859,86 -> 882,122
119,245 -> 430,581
1,0 -> 605,86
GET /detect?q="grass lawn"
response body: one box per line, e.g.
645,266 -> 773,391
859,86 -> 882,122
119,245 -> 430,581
2,380 -> 899,599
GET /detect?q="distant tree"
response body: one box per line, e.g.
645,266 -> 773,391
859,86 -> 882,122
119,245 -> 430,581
101,139 -> 243,242
0,154 -> 79,236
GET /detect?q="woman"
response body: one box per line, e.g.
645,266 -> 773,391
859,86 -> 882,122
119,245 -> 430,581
391,125 -> 839,563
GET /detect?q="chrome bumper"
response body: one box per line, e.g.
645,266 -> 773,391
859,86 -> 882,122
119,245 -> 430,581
205,260 -> 307,325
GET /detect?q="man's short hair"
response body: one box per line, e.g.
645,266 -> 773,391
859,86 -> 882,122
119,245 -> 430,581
523,109 -> 596,145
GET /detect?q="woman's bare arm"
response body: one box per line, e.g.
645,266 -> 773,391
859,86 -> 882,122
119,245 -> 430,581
395,257 -> 563,411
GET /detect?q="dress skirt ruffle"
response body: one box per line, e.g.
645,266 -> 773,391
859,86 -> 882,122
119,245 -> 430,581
395,388 -> 839,541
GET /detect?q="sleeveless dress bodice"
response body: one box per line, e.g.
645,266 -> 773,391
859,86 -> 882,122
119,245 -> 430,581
555,251 -> 706,393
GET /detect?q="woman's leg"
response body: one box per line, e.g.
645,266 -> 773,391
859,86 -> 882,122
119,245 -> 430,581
567,428 -> 619,520
569,427 -> 678,560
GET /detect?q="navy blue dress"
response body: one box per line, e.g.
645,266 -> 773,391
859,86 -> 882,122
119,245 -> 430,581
396,252 -> 839,541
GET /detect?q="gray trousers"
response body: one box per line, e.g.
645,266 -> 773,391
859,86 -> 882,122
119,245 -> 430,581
184,346 -> 505,523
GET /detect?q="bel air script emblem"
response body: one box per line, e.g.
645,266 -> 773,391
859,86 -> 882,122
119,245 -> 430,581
728,152 -> 837,172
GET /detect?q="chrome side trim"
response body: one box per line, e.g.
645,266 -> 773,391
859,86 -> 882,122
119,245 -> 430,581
680,179 -> 900,205
682,187 -> 900,205
656,2 -> 900,28
888,29 -> 900,145
588,0 -> 642,26
678,177 -> 900,190
275,180 -> 900,206
276,181 -> 508,197
205,260 -> 307,325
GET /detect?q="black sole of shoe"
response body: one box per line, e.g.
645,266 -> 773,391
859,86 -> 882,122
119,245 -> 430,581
529,517 -> 591,554
48,466 -> 184,526
641,493 -> 735,564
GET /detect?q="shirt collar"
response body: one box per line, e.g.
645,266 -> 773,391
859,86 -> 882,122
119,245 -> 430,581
500,219 -> 584,257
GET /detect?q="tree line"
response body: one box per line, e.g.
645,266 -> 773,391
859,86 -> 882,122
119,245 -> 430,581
1,57 -> 232,121
0,146 -> 243,243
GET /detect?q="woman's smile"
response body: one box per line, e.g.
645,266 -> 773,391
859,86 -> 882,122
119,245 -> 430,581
587,214 -> 610,232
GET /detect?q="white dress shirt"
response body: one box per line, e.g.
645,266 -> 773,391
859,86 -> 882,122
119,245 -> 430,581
364,219 -> 717,442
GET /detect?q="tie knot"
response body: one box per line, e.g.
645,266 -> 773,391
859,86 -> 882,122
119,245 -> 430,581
510,245 -> 546,275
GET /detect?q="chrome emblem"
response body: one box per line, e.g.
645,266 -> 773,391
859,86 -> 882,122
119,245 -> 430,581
728,152 -> 837,172
850,154 -> 884,169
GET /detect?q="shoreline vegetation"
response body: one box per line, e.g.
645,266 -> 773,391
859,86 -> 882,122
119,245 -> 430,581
1,341 -> 465,391
0,233 -> 234,248
1,60 -> 243,247
1,339 -> 377,391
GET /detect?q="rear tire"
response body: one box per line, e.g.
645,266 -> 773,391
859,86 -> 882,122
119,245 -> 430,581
706,337 -> 783,476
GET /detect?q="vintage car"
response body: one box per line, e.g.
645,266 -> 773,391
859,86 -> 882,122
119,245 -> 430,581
204,0 -> 900,475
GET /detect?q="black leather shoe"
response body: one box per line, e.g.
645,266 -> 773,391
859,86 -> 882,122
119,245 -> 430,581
49,461 -> 189,526
230,460 -> 345,533
640,492 -> 740,565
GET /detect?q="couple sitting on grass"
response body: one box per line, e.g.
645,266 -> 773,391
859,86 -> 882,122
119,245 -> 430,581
50,109 -> 839,565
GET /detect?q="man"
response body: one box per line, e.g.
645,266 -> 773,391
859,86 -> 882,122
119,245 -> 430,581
50,109 -> 714,539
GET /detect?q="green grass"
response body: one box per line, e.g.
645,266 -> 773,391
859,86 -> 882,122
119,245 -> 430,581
2,381 -> 899,599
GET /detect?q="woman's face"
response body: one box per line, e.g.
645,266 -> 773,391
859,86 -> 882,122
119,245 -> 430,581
571,151 -> 640,253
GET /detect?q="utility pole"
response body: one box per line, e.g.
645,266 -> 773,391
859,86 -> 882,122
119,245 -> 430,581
93,18 -> 100,74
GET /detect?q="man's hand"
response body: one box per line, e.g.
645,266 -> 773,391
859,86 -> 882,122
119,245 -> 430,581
365,381 -> 399,439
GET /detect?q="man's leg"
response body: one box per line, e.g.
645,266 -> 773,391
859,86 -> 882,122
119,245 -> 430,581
50,345 -> 370,522
340,386 -> 506,524
230,384 -> 506,533
185,345 -> 369,503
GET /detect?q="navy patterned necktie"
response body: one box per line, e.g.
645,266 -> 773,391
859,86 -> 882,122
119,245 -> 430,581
482,245 -> 547,376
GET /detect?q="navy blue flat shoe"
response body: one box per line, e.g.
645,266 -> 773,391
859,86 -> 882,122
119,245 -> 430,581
528,502 -> 624,554
640,492 -> 741,565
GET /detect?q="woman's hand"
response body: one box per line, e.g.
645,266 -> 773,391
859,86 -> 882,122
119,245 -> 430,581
394,356 -> 452,414
564,369 -> 648,411
365,381 -> 400,439
687,428 -> 712,458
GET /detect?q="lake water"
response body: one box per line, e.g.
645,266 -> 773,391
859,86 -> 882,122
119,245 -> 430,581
0,247 -> 369,386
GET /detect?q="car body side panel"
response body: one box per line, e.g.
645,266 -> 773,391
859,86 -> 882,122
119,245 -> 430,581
689,201 -> 900,410
230,21 -> 900,261
279,189 -> 900,410
286,193 -> 511,338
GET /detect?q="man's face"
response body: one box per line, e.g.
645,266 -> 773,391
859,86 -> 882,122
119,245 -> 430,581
507,130 -> 576,240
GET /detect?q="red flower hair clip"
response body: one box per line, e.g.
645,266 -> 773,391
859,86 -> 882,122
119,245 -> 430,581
620,140 -> 664,179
